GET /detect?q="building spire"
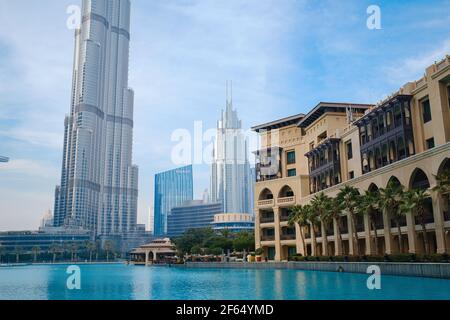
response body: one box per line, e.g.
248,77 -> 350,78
226,80 -> 233,111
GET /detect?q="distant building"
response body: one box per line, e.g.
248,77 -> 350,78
0,228 -> 90,253
154,165 -> 193,236
212,213 -> 255,233
0,156 -> 9,163
129,238 -> 176,265
40,210 -> 54,230
53,0 -> 139,239
210,82 -> 253,215
167,200 -> 222,238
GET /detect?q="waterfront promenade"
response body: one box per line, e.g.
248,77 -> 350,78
183,261 -> 450,279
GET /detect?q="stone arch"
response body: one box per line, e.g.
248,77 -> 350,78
278,185 -> 294,198
437,158 -> 450,176
368,183 -> 379,192
409,168 -> 431,190
259,188 -> 274,200
386,175 -> 402,188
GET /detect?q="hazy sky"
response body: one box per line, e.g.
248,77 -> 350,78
0,0 -> 449,231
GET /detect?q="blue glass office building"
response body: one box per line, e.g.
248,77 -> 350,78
154,165 -> 193,236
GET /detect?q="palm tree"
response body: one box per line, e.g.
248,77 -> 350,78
49,243 -> 60,263
311,193 -> 333,255
433,169 -> 450,195
337,186 -> 361,256
357,190 -> 381,255
31,246 -> 41,263
70,243 -> 79,262
0,244 -> 5,263
401,189 -> 431,254
85,241 -> 96,263
13,246 -> 23,264
288,205 -> 309,255
328,197 -> 345,255
433,169 -> 450,217
379,181 -> 405,253
104,240 -> 114,262
307,205 -> 321,255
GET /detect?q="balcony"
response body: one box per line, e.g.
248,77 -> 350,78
277,196 -> 296,206
281,234 -> 296,241
260,216 -> 275,224
261,235 -> 275,242
257,199 -> 274,208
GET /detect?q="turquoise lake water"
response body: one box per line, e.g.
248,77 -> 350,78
0,264 -> 450,300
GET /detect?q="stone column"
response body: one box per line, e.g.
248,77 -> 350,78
144,250 -> 149,266
321,222 -> 328,256
273,207 -> 282,261
364,214 -> 373,255
405,211 -> 418,254
383,209 -> 393,254
333,218 -> 342,256
153,250 -> 158,263
254,209 -> 261,252
432,192 -> 447,254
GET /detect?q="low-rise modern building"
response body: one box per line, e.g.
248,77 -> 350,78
212,213 -> 255,233
0,228 -> 91,253
167,200 -> 223,238
253,57 -> 450,261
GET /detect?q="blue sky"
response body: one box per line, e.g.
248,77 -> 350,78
0,0 -> 449,230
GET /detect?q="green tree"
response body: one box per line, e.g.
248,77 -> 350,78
174,228 -> 215,254
232,231 -> 255,252
103,240 -> 114,262
433,169 -> 450,195
0,244 -> 5,263
31,246 -> 41,263
328,197 -> 345,255
357,190 -> 381,255
191,245 -> 202,255
13,246 -> 23,264
288,204 -> 310,255
337,186 -> 361,256
401,188 -> 431,254
85,241 -> 96,263
49,243 -> 60,263
306,204 -> 321,255
313,193 -> 333,245
379,181 -> 406,253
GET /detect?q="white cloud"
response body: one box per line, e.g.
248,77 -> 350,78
0,159 -> 59,179
384,39 -> 450,85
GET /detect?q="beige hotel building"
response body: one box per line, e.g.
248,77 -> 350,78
253,56 -> 450,261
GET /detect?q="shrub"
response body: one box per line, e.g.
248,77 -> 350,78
388,254 -> 415,262
366,255 -> 385,262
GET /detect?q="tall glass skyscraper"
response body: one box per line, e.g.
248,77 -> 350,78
154,165 -> 193,236
54,0 -> 138,237
210,84 -> 253,215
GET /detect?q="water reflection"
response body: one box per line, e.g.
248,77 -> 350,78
1,264 -> 450,300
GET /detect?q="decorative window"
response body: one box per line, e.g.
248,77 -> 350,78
286,151 -> 296,165
422,99 -> 432,123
